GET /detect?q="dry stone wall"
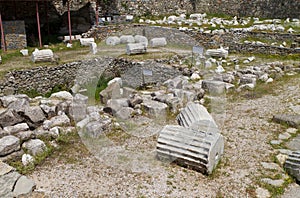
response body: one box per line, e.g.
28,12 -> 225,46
117,0 -> 300,19
2,21 -> 27,50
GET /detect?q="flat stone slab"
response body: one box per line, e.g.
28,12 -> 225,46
261,162 -> 282,171
287,134 -> 300,151
13,175 -> 36,197
255,187 -> 271,198
273,114 -> 300,128
0,135 -> 20,156
261,178 -> 284,187
0,171 -> 21,197
0,161 -> 14,176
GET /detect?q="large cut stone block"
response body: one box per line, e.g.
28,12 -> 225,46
106,36 -> 120,46
202,80 -> 226,95
126,43 -> 147,55
141,99 -> 168,120
150,37 -> 167,47
31,49 -> 54,63
157,125 -> 224,174
120,35 -> 135,44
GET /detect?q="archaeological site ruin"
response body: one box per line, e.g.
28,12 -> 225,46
0,0 -> 299,197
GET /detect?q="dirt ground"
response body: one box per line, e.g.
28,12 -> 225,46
26,66 -> 300,197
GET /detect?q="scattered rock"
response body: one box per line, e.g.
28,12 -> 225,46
255,187 -> 271,198
22,139 -> 46,156
0,135 -> 20,156
261,178 -> 284,187
21,154 -> 34,166
13,175 -> 36,197
273,114 -> 300,128
50,91 -> 73,101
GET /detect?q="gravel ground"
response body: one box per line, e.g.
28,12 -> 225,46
27,74 -> 300,197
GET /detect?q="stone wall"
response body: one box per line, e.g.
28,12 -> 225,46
2,21 -> 27,50
117,0 -> 300,19
0,57 -> 183,95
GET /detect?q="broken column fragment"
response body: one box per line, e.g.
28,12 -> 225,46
157,125 -> 224,174
284,151 -> 300,182
176,102 -> 219,133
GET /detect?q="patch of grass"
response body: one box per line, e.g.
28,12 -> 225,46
8,144 -> 54,175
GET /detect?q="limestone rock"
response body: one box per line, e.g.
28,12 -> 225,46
89,42 -> 97,55
22,139 -> 46,156
106,36 -> 120,46
21,154 -> 34,166
149,37 -> 167,47
3,123 -> 29,135
202,80 -> 226,95
105,98 -> 129,115
80,38 -> 95,46
115,107 -> 134,120
141,99 -> 168,120
0,109 -> 24,128
31,49 -> 54,63
50,91 -> 73,101
40,104 -> 56,118
273,114 -> 300,128
134,35 -> 148,46
43,113 -> 71,130
126,43 -> 147,55
24,106 -> 46,128
0,135 -> 20,156
13,175 -> 36,197
0,161 -> 14,176
0,171 -> 21,197
100,82 -> 122,104
120,35 -> 135,44
205,47 -> 228,58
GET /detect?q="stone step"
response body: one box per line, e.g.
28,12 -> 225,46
157,125 -> 224,174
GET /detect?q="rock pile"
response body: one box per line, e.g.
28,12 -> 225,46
0,91 -> 86,163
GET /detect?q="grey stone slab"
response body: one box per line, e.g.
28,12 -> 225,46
287,134 -> 300,151
0,171 -> 21,198
0,161 -> 14,176
13,175 -> 36,197
0,135 -> 20,156
261,178 -> 284,187
273,114 -> 300,128
141,99 -> 168,121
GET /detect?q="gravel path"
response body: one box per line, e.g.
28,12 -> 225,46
28,75 -> 300,197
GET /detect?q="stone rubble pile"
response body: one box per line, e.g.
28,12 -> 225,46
0,91 -> 86,164
140,13 -> 300,35
0,161 -> 35,197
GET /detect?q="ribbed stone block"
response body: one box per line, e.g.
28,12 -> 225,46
126,43 -> 147,55
176,102 -> 219,133
284,151 -> 300,181
31,49 -> 54,63
157,125 -> 224,174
